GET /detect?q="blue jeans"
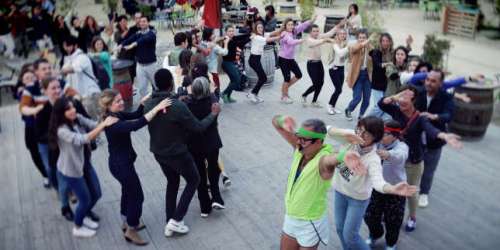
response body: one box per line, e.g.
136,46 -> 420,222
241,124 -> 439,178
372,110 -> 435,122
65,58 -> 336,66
368,89 -> 391,121
334,191 -> 370,250
38,143 -> 70,207
420,147 -> 443,194
60,164 -> 102,226
38,143 -> 56,187
347,70 -> 372,118
221,61 -> 241,97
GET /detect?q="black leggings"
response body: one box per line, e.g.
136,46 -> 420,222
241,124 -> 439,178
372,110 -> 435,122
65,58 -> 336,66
364,190 -> 406,247
192,148 -> 223,214
302,61 -> 325,102
249,54 -> 267,95
328,66 -> 344,107
24,126 -> 47,178
154,152 -> 201,222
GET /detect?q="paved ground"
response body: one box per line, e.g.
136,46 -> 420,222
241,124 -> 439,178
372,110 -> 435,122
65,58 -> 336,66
1,1 -> 500,249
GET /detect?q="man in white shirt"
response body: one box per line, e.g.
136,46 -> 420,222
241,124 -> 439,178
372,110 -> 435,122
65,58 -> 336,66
61,36 -> 101,120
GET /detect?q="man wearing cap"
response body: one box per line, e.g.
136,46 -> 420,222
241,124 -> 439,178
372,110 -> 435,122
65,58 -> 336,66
271,115 -> 365,250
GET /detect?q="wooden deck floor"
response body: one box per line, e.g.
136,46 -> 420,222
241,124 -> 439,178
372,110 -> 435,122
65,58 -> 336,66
1,65 -> 500,250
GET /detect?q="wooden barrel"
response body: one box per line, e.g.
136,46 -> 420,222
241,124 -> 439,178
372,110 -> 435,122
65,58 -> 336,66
324,15 -> 345,33
449,85 -> 494,139
244,44 -> 276,86
112,59 -> 134,109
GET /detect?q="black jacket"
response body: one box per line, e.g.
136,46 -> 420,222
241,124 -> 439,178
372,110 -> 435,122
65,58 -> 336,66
186,95 -> 222,154
104,105 -> 148,166
415,89 -> 454,149
369,49 -> 387,91
378,98 -> 441,164
144,91 -> 216,157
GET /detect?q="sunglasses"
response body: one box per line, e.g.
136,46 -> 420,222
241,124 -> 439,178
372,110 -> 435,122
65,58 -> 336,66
296,136 -> 317,143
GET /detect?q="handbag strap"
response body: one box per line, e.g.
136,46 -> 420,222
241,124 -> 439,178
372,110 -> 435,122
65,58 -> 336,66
401,111 -> 420,136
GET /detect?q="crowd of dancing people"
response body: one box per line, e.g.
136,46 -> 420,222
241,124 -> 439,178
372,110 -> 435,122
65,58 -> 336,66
3,0 -> 483,249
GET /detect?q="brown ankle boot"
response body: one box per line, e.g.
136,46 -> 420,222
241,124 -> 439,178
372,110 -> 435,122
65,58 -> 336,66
124,227 -> 149,246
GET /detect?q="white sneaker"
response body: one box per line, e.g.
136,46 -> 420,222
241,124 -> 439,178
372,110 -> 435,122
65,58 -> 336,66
42,178 -> 50,188
301,96 -> 307,107
212,202 -> 225,210
419,194 -> 429,208
256,95 -> 264,103
83,217 -> 99,230
281,96 -> 293,104
200,213 -> 209,218
166,219 -> 189,235
72,226 -> 96,238
247,93 -> 263,104
311,102 -> 322,108
365,237 -> 376,247
386,245 -> 397,250
327,105 -> 339,115
164,226 -> 173,237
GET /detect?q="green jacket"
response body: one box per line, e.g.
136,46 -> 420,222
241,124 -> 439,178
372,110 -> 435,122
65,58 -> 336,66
143,91 -> 216,157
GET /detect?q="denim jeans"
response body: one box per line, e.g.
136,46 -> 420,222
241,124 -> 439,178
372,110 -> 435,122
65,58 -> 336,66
368,89 -> 391,121
109,162 -> 144,227
154,152 -> 201,222
420,147 -> 443,194
38,143 -> 56,187
222,61 -> 241,97
347,70 -> 372,118
38,143 -> 70,208
25,126 -> 47,178
59,164 -> 101,227
334,191 -> 370,250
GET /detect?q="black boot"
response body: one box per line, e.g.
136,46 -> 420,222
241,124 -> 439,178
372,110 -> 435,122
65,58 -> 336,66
61,206 -> 74,221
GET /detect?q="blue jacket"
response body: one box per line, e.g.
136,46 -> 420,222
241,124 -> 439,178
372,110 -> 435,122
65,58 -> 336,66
121,29 -> 157,64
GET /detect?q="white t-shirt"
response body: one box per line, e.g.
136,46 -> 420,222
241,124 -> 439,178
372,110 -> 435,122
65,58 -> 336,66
250,34 -> 269,55
64,49 -> 101,98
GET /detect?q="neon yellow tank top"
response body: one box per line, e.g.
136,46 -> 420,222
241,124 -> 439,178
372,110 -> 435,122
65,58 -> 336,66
285,144 -> 333,220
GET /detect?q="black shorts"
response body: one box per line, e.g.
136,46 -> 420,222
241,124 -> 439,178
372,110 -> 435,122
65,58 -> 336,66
278,57 -> 302,82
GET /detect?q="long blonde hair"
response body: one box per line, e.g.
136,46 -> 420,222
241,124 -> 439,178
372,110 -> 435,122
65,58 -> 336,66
98,89 -> 119,120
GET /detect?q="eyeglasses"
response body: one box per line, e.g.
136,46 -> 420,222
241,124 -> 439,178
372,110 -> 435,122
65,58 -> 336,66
356,127 -> 373,139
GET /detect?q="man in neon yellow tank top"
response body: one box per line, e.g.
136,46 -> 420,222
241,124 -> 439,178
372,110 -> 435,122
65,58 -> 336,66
272,115 -> 366,250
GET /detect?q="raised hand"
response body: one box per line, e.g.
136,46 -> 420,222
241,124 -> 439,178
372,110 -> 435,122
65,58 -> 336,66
344,133 -> 365,145
406,35 -> 414,46
103,116 -> 119,127
344,151 -> 367,176
281,116 -> 296,133
376,149 -> 390,160
444,133 -> 463,149
211,103 -> 221,115
140,93 -> 152,105
155,98 -> 173,113
391,182 -> 418,197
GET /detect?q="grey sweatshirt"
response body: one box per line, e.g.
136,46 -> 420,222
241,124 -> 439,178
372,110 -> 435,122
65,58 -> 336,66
56,114 -> 97,178
378,140 -> 408,184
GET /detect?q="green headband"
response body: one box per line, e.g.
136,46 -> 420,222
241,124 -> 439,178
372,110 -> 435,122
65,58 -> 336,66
296,127 -> 326,140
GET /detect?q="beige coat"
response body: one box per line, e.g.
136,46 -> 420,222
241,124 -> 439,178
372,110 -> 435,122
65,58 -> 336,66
346,43 -> 373,88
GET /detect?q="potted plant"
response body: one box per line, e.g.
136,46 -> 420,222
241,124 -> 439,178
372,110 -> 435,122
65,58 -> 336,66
422,34 -> 451,70
299,0 -> 315,32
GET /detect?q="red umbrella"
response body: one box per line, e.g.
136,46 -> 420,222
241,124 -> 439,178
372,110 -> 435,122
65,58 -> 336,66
202,0 -> 221,29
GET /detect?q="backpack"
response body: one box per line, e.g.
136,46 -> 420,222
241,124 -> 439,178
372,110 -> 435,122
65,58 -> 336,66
83,56 -> 111,90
